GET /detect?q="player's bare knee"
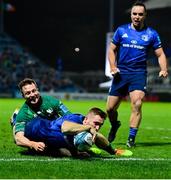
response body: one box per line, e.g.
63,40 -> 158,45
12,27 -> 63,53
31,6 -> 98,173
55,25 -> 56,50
133,99 -> 143,111
106,108 -> 117,116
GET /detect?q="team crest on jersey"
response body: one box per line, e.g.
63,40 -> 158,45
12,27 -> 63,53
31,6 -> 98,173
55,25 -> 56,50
46,108 -> 53,114
141,35 -> 148,41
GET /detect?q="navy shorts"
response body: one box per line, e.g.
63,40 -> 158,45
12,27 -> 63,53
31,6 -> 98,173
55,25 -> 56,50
109,73 -> 147,96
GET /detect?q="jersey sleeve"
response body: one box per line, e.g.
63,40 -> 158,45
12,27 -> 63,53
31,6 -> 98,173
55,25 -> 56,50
112,27 -> 121,45
15,114 -> 28,133
15,122 -> 25,133
63,114 -> 84,124
151,29 -> 162,50
14,105 -> 35,133
53,114 -> 84,130
57,101 -> 72,116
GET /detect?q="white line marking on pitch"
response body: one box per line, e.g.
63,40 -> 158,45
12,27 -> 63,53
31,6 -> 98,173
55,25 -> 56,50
144,127 -> 171,131
0,158 -> 171,162
103,158 -> 171,161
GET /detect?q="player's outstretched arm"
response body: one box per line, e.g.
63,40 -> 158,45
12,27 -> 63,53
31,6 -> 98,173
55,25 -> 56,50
108,42 -> 119,74
15,131 -> 46,152
61,121 -> 92,135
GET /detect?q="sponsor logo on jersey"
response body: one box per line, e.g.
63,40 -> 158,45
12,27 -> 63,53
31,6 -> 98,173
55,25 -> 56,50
122,33 -> 128,38
37,111 -> 41,115
122,43 -> 144,49
131,40 -> 137,44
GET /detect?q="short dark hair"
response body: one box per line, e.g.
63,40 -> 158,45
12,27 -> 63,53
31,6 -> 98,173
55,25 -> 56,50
88,107 -> 107,120
132,1 -> 147,13
18,78 -> 37,92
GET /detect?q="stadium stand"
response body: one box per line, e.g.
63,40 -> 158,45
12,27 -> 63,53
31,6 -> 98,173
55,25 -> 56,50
0,32 -> 84,97
0,32 -> 171,99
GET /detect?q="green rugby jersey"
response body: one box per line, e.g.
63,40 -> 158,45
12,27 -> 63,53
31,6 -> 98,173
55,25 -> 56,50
15,95 -> 71,133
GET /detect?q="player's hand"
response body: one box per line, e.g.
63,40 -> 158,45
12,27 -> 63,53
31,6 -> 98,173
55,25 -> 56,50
159,70 -> 168,78
89,127 -> 97,143
31,141 -> 46,152
110,68 -> 120,77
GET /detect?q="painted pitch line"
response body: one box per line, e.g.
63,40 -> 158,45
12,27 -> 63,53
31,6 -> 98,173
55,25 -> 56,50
0,158 -> 171,162
103,158 -> 171,161
0,158 -> 69,162
144,127 -> 171,131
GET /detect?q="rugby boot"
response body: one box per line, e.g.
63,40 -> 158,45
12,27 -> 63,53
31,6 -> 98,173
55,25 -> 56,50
126,138 -> 136,148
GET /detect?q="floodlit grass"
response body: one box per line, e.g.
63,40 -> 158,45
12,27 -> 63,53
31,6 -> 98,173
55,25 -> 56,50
0,98 -> 171,179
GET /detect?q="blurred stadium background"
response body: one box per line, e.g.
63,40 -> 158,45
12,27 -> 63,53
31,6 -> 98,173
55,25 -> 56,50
0,0 -> 171,101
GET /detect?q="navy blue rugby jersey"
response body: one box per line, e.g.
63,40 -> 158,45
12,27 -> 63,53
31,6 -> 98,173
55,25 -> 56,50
112,23 -> 162,74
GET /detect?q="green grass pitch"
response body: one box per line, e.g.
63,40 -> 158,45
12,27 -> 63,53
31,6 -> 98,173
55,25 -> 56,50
0,98 -> 171,178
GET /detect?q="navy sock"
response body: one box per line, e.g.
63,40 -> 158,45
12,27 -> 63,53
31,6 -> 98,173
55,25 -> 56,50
128,127 -> 138,141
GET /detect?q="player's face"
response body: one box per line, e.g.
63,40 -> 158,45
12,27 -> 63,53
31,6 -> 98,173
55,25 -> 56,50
131,5 -> 146,28
22,83 -> 40,105
84,114 -> 104,131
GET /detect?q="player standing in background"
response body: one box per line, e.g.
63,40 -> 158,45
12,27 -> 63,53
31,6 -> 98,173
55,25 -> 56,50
106,1 -> 168,147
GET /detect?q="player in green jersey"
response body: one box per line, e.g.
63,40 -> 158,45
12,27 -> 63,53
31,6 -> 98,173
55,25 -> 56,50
12,78 -> 71,155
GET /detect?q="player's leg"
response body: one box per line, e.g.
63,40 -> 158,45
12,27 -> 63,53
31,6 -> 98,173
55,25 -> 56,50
95,132 -> 133,156
57,148 -> 72,157
127,73 -> 146,148
127,90 -> 145,147
106,95 -> 122,142
10,108 -> 20,143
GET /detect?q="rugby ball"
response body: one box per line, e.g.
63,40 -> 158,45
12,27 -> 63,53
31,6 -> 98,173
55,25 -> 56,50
74,131 -> 93,151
